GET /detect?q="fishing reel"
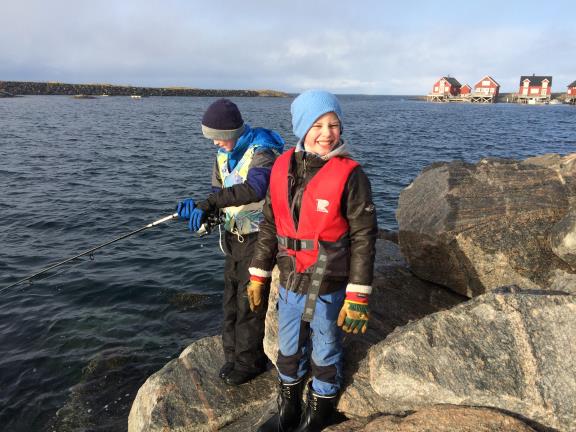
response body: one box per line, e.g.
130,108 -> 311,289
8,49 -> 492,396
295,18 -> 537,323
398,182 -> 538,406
196,212 -> 224,237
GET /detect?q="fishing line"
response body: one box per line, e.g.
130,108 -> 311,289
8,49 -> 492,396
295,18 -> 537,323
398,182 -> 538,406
17,255 -> 93,288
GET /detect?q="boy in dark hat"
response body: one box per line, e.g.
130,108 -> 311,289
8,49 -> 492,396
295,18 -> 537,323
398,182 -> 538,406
177,98 -> 284,385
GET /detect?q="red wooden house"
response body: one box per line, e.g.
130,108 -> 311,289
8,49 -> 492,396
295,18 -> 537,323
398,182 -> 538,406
474,76 -> 500,97
430,77 -> 462,96
460,84 -> 471,95
519,75 -> 552,98
567,80 -> 576,96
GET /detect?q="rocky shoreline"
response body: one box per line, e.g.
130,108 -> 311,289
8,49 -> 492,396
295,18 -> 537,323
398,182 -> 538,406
0,80 -> 288,97
0,89 -> 15,98
127,152 -> 576,432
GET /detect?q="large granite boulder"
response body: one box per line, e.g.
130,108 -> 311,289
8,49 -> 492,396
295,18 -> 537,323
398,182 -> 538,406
550,209 -> 576,269
128,336 -> 277,432
523,153 -> 576,200
325,405 -> 538,432
397,153 -> 576,297
358,289 -> 576,432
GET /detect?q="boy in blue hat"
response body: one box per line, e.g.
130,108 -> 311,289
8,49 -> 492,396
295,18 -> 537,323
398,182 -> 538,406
177,98 -> 284,386
248,90 -> 378,431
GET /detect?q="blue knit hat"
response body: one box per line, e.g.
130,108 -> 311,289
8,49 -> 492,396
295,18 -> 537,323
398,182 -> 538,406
290,90 -> 343,139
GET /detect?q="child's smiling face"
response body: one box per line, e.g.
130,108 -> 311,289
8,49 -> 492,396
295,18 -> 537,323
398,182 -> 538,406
303,112 -> 341,156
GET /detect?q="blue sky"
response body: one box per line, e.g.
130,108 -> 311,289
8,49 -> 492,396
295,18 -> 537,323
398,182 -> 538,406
1,0 -> 574,94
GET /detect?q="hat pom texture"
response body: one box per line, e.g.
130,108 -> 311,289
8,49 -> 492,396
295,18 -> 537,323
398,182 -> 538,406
290,90 -> 343,139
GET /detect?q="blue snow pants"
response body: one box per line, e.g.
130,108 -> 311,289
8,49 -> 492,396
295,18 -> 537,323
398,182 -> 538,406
276,285 -> 346,396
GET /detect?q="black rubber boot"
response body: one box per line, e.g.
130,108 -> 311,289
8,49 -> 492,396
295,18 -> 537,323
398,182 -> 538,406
257,378 -> 305,432
293,384 -> 337,432
218,362 -> 234,380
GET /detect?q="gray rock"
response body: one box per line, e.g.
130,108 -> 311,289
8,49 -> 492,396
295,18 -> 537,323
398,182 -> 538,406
550,209 -> 576,268
366,291 -> 575,431
325,405 -> 538,432
128,336 -> 277,432
523,153 -> 576,211
397,154 -> 576,297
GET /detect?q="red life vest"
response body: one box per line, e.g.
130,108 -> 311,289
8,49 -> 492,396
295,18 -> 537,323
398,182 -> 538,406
270,148 -> 359,273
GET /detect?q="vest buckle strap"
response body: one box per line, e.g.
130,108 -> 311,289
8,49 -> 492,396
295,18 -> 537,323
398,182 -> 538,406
277,236 -> 315,251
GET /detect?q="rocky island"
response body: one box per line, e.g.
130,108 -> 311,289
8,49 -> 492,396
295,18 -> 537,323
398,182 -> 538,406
125,152 -> 576,431
0,80 -> 288,97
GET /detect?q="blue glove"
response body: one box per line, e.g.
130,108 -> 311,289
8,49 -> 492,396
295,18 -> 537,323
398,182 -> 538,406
176,198 -> 195,219
189,208 -> 206,232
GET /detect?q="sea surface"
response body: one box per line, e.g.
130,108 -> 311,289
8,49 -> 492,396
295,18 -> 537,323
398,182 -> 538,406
0,95 -> 574,431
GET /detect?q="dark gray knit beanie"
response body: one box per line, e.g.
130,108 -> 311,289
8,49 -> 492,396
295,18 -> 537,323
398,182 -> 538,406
201,99 -> 245,140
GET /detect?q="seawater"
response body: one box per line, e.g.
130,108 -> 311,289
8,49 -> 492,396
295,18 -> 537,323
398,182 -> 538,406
0,95 -> 574,431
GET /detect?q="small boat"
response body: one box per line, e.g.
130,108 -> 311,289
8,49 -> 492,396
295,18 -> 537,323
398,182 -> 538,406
130,95 -> 142,99
72,94 -> 97,99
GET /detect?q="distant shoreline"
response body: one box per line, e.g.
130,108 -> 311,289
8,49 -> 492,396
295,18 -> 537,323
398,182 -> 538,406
0,80 -> 288,98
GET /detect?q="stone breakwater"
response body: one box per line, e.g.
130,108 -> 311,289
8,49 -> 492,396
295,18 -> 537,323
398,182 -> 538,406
0,81 -> 287,97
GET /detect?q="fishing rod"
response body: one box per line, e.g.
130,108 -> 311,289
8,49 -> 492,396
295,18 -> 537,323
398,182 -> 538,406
2,212 -> 222,292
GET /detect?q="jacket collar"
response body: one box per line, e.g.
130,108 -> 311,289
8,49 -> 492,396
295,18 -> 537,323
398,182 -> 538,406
295,139 -> 351,162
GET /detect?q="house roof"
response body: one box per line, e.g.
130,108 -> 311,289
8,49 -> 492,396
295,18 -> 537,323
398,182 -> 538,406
443,77 -> 462,87
461,84 -> 471,89
568,80 -> 576,88
475,75 -> 500,87
519,75 -> 553,86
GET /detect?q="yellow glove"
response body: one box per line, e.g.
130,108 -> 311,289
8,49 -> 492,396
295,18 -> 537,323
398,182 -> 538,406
247,279 -> 265,312
337,299 -> 369,334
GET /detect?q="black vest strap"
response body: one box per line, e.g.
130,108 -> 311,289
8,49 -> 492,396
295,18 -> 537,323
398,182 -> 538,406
277,235 -> 315,251
301,242 -> 328,322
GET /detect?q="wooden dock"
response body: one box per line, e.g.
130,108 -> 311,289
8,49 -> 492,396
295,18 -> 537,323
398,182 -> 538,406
512,94 -> 551,105
427,93 -> 495,103
469,94 -> 496,103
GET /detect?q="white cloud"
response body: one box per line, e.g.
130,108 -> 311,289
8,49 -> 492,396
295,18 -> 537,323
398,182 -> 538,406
1,1 -> 574,94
